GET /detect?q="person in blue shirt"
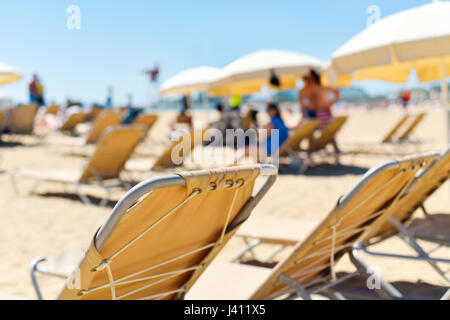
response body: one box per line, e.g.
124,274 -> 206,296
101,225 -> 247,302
264,102 -> 289,156
235,102 -> 289,164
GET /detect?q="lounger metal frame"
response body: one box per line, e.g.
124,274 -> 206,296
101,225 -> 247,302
350,148 -> 450,287
29,164 -> 278,300
9,165 -> 131,207
232,154 -> 446,300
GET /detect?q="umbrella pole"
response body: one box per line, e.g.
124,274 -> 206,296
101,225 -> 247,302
440,57 -> 449,145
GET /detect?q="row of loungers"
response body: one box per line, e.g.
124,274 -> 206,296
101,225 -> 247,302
7,112 -> 430,206
8,115 -> 349,205
1,146 -> 445,300
0,104 -> 158,141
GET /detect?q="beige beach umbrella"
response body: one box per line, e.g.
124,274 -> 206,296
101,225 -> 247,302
0,62 -> 23,85
327,1 -> 450,142
208,49 -> 323,97
158,66 -> 222,96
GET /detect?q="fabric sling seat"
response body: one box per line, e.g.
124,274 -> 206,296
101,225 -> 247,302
28,164 -> 277,300
187,153 -> 438,300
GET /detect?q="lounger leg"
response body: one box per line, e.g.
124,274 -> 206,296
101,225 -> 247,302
9,170 -> 20,195
441,288 -> 450,300
419,203 -> 429,216
388,216 -> 450,282
74,182 -> 92,206
231,238 -> 262,262
28,179 -> 45,195
290,150 -> 309,174
263,245 -> 285,263
120,170 -> 134,189
349,243 -> 403,299
120,178 -> 132,191
99,187 -> 112,207
30,257 -> 47,300
278,274 -> 311,300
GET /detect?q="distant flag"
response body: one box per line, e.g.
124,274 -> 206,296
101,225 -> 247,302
144,65 -> 160,82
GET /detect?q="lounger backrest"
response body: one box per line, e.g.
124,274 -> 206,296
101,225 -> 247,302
87,106 -> 102,121
46,105 -> 60,115
249,154 -> 438,300
381,114 -> 410,143
60,112 -> 87,131
58,164 -> 276,300
10,104 -> 38,134
152,129 -> 205,170
397,112 -> 426,141
310,116 -> 348,150
85,113 -> 122,144
133,114 -> 158,130
279,120 -> 319,156
79,125 -> 145,181
368,148 -> 449,241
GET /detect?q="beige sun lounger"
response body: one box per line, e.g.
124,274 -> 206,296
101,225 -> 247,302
60,112 -> 88,133
187,153 -> 438,300
341,114 -> 410,154
45,104 -> 60,115
308,116 -> 348,152
28,164 -> 277,300
48,112 -> 122,148
133,113 -> 158,130
85,112 -> 122,144
351,146 -> 450,283
277,120 -> 319,173
381,114 -> 411,143
397,112 -> 426,141
280,120 -> 319,156
10,125 -> 146,206
86,106 -> 102,121
126,129 -> 206,173
343,113 -> 426,156
10,104 -> 38,134
222,149 -> 450,298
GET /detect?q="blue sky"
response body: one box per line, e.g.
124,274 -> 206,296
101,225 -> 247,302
0,0 -> 438,106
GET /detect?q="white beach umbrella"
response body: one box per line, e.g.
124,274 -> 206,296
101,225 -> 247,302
158,66 -> 222,96
209,49 -> 323,96
0,62 -> 23,85
327,1 -> 450,142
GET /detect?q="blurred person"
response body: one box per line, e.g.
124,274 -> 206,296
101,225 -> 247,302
122,93 -> 143,124
210,101 -> 226,133
105,86 -> 113,108
226,94 -> 243,130
299,75 -> 314,120
171,95 -> 193,131
240,102 -> 288,162
301,69 -> 341,156
29,74 -> 45,106
241,105 -> 258,130
401,90 -> 411,109
263,102 -> 289,156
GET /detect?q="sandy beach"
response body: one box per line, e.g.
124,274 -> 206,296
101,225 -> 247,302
0,106 -> 448,299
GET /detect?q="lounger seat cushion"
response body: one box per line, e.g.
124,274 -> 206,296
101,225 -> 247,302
186,261 -> 271,300
237,218 -> 318,245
